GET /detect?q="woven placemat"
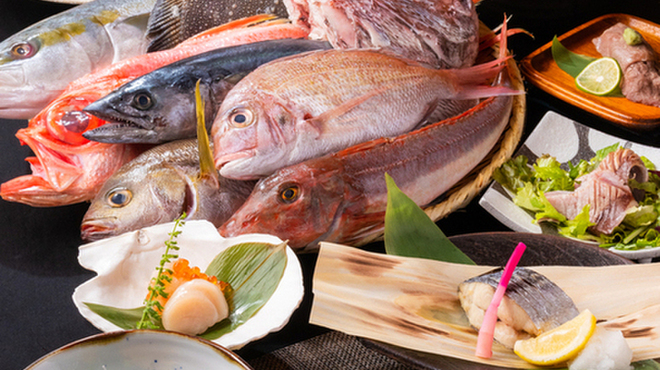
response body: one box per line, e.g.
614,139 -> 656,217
248,331 -> 413,370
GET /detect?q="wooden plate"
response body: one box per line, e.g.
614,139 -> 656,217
361,231 -> 632,370
520,14 -> 660,130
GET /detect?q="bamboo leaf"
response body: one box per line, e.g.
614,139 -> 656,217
551,36 -> 595,78
202,241 -> 288,339
84,303 -> 145,330
383,173 -> 475,265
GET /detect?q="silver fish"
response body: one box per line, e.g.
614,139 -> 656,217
80,139 -> 255,241
82,39 -> 331,144
0,0 -> 156,119
458,267 -> 579,349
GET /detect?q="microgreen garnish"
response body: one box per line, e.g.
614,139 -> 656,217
136,213 -> 186,329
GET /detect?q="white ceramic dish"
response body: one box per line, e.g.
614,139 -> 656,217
72,220 -> 304,349
479,110 -> 660,262
24,330 -> 252,370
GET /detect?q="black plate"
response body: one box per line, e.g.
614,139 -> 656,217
361,231 -> 632,370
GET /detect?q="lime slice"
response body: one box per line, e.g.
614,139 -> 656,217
575,57 -> 621,96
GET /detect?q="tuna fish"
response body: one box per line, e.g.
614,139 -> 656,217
82,39 -> 332,144
282,0 -> 479,69
593,23 -> 660,107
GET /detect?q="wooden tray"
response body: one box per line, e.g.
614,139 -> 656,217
520,14 -> 660,130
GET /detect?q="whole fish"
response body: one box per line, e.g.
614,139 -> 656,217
0,15 -> 309,207
212,47 -> 518,180
219,56 -> 516,252
0,0 -> 156,119
81,139 -> 255,241
83,39 -> 332,144
283,0 -> 479,69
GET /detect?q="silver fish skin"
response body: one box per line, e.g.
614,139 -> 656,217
458,267 -> 579,348
83,39 -> 332,144
0,0 -> 156,119
80,139 -> 255,241
283,0 -> 479,69
218,59 -> 517,252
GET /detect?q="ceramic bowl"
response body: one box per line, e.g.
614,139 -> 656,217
25,330 -> 253,370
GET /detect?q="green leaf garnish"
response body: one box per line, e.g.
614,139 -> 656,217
84,303 -> 144,330
137,213 -> 186,329
383,173 -> 475,265
202,241 -> 287,339
551,36 -> 596,78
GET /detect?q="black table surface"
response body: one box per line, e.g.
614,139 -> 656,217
2,1 -> 659,369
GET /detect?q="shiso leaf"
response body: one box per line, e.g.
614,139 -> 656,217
551,36 -> 596,77
84,303 -> 144,330
201,241 -> 287,339
383,173 -> 475,265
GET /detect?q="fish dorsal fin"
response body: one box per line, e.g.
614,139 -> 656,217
195,80 -> 219,188
306,86 -> 391,137
146,0 -> 186,51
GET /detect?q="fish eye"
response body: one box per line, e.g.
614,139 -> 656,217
60,110 -> 90,133
228,108 -> 255,128
107,188 -> 132,207
10,42 -> 37,59
279,185 -> 299,203
132,93 -> 153,110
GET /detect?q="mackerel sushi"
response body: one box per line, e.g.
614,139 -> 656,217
458,267 -> 579,348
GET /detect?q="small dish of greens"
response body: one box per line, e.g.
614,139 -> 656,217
479,111 -> 660,262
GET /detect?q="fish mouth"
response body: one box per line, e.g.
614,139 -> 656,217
214,150 -> 255,169
82,121 -> 159,144
0,174 -> 88,207
80,217 -> 119,242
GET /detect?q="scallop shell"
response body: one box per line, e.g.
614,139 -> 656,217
72,220 -> 304,349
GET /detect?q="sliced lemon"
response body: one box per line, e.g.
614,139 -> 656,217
513,309 -> 597,366
575,57 -> 622,96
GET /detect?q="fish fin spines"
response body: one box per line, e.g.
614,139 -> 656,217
195,80 -> 219,189
146,0 -> 186,52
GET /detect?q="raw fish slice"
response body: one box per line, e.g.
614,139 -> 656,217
458,267 -> 579,349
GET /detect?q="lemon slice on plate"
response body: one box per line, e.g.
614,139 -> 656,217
513,309 -> 597,366
575,57 -> 622,96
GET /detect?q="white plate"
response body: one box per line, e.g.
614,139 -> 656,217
72,220 -> 304,349
25,330 -> 252,370
479,110 -> 660,262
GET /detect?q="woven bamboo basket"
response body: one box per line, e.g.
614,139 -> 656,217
355,22 -> 526,246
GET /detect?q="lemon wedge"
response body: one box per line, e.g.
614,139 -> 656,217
513,309 -> 597,366
575,57 -> 621,96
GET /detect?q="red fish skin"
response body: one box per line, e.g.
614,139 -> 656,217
0,16 -> 309,207
219,60 -> 516,252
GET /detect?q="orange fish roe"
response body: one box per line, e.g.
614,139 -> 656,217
147,258 -> 229,313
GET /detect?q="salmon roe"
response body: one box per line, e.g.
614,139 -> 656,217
147,258 -> 229,313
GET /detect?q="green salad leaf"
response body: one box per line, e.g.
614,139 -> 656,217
494,144 -> 660,250
383,173 -> 475,265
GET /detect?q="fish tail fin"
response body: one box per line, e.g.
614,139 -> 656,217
451,14 -> 524,99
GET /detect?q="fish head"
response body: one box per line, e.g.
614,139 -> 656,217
83,70 -> 216,144
219,160 -> 345,251
81,162 -> 191,241
212,92 -> 297,179
0,24 -> 98,119
0,91 -> 142,206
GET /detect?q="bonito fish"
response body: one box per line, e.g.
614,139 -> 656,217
593,23 -> 660,108
219,43 -> 517,251
0,15 -> 309,207
0,0 -> 156,119
458,267 -> 579,349
81,139 -> 255,241
283,0 -> 479,69
83,39 -> 332,144
212,44 -> 518,180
